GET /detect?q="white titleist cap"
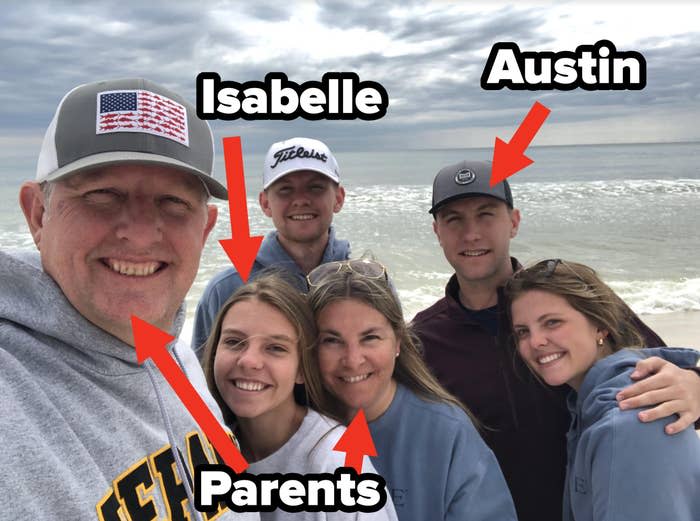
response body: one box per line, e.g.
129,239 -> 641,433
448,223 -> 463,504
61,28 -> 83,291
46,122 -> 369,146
263,137 -> 340,189
36,78 -> 228,199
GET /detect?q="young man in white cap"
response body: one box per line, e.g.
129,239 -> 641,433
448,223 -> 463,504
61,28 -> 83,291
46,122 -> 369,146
1,78 -> 258,521
413,160 -> 700,521
191,137 -> 349,353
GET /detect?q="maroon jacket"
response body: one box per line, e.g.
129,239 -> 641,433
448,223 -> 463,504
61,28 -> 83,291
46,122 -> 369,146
412,260 -> 666,521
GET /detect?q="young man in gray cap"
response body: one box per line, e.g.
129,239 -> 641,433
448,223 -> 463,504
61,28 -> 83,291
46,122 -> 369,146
1,78 -> 258,521
412,160 -> 700,521
191,136 -> 349,353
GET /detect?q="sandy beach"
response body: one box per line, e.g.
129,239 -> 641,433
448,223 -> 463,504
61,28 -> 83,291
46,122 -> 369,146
641,311 -> 700,349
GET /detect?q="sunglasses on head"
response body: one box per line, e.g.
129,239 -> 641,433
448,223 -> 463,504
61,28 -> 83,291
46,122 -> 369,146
512,258 -> 560,278
306,257 -> 387,288
512,259 -> 595,291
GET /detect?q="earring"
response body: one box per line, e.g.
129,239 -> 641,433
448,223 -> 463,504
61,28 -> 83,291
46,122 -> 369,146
597,338 -> 604,346
395,352 -> 399,358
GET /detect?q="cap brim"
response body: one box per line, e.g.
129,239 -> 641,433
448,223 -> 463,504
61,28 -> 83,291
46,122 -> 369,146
42,151 -> 228,200
263,166 -> 339,190
429,192 -> 511,214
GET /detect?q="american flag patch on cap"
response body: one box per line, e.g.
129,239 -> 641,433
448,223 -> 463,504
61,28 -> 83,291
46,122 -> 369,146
96,89 -> 189,146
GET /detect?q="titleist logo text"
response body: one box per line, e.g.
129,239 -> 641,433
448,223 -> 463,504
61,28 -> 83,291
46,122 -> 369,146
271,146 -> 328,169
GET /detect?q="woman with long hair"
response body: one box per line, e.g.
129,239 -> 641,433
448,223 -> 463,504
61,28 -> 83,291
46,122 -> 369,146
202,273 -> 397,521
305,257 -> 517,521
505,259 -> 700,521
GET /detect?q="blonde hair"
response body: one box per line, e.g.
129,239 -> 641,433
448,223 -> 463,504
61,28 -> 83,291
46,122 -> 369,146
504,259 -> 645,351
202,272 -> 336,425
306,270 -> 475,423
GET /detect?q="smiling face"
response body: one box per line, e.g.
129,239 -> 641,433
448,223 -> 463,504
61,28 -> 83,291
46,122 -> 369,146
213,298 -> 303,422
511,289 -> 608,390
19,164 -> 217,344
316,298 -> 399,422
259,170 -> 344,248
433,196 -> 520,291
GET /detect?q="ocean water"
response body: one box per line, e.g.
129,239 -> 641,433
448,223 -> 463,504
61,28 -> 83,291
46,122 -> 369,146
3,142 -> 699,340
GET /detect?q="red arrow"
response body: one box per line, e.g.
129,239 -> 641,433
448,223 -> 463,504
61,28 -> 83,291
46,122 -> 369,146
491,101 -> 551,186
131,315 -> 248,473
219,136 -> 264,282
333,409 -> 377,473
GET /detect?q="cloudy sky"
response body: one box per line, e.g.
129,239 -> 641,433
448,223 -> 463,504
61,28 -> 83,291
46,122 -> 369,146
2,0 -> 700,169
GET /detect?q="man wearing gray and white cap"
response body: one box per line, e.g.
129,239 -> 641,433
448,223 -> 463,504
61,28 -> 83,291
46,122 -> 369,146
413,160 -> 700,521
0,78 -> 258,520
191,136 -> 350,353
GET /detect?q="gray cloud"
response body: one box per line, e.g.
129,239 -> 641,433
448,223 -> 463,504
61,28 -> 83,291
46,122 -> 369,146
230,0 -> 295,22
1,1 -> 699,154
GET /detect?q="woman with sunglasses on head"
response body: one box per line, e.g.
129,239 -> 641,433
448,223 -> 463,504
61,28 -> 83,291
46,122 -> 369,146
505,259 -> 700,521
202,273 -> 398,521
305,257 -> 517,521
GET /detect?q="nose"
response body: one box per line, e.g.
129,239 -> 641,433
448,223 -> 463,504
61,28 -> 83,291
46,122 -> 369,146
236,345 -> 264,370
290,189 -> 312,207
462,219 -> 481,242
114,196 -> 164,247
341,343 -> 366,369
528,327 -> 549,350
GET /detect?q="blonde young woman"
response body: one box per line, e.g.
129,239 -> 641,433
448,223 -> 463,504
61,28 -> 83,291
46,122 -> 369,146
202,273 -> 397,521
305,258 -> 517,521
505,259 -> 700,521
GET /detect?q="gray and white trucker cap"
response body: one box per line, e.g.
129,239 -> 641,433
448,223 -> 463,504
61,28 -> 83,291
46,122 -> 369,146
429,160 -> 513,215
36,78 -> 227,199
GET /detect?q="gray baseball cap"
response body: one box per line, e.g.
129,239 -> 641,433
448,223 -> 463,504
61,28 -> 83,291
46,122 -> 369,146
36,78 -> 228,199
429,160 -> 513,215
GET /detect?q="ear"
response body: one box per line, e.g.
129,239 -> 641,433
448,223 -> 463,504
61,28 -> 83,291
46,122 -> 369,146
19,182 -> 47,248
509,208 -> 521,239
259,190 -> 273,217
295,369 -> 305,385
333,185 -> 345,213
201,204 -> 218,245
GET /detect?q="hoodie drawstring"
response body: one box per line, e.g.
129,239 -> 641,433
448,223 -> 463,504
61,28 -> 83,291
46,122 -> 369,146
145,357 -> 205,521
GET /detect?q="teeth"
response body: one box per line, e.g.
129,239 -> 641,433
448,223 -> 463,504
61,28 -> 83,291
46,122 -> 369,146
107,259 -> 161,276
342,374 -> 370,383
538,353 -> 564,364
235,380 -> 266,391
290,214 -> 314,221
461,250 -> 488,257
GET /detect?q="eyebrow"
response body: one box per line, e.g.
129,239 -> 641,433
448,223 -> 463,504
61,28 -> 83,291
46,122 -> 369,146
437,207 -> 462,219
62,170 -> 110,189
318,326 -> 385,336
462,201 -> 500,212
220,328 -> 296,343
64,172 -> 208,202
513,313 -> 560,328
536,313 -> 560,322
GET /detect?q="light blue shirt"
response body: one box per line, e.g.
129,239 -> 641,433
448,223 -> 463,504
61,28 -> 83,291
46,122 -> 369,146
564,347 -> 700,521
369,384 -> 517,521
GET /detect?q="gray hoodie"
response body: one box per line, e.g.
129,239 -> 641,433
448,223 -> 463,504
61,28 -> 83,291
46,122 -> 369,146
564,347 -> 700,521
0,250 -> 258,521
